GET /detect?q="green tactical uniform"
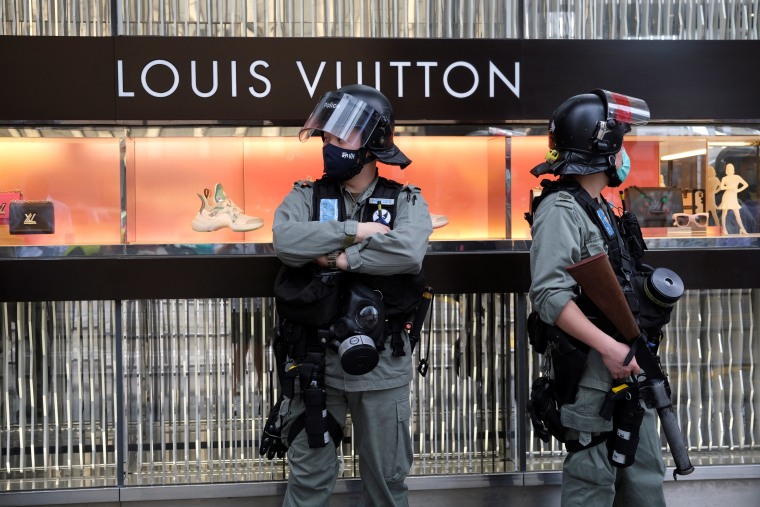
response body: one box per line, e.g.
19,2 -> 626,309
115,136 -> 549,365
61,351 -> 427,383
529,189 -> 666,507
272,175 -> 432,507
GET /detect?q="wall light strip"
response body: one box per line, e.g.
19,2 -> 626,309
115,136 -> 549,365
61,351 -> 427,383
661,149 -> 707,161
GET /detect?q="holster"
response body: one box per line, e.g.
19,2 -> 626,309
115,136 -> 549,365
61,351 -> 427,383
528,312 -> 590,407
527,311 -> 548,354
294,355 -> 330,449
278,320 -> 332,449
547,327 -> 589,406
529,376 -> 566,443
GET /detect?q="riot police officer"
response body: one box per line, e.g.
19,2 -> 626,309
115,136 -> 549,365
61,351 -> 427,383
528,90 -> 667,506
263,84 -> 432,507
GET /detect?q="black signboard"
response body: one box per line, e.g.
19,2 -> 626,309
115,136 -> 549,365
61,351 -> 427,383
1,36 -> 759,123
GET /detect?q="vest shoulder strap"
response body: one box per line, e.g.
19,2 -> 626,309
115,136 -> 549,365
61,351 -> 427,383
530,179 -> 627,269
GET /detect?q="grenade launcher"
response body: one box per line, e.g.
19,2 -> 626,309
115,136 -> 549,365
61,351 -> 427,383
566,252 -> 694,479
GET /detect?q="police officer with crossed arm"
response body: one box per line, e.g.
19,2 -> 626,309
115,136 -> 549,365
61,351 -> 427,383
261,84 -> 432,507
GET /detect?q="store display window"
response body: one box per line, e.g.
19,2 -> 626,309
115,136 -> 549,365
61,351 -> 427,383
0,127 -> 758,248
0,138 -> 121,248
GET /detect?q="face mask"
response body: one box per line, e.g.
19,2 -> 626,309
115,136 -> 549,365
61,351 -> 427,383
616,148 -> 631,183
323,143 -> 364,181
607,147 -> 631,187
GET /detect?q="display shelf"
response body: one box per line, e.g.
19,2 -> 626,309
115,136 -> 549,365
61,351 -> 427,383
1,237 -> 758,302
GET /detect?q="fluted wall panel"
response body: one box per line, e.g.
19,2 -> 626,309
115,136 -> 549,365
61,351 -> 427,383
1,0 -> 758,39
1,290 -> 758,489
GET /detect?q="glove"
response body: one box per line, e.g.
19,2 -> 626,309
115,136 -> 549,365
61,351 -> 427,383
259,398 -> 288,460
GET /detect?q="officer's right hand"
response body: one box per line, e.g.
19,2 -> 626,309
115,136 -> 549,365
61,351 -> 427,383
601,339 -> 641,380
259,399 -> 288,460
355,222 -> 390,242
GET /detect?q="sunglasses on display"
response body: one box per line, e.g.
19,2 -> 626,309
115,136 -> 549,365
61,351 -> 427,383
672,212 -> 708,227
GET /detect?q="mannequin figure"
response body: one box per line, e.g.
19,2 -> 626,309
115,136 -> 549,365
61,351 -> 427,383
718,163 -> 749,234
705,165 -> 721,226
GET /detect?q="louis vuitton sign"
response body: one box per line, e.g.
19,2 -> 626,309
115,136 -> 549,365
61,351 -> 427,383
1,37 -> 758,123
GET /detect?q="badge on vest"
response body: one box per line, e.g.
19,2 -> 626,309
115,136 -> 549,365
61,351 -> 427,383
319,198 -> 339,222
373,207 -> 391,225
596,208 -> 615,238
370,197 -> 394,225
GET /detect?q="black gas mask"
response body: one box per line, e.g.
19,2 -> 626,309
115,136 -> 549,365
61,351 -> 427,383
328,280 -> 386,375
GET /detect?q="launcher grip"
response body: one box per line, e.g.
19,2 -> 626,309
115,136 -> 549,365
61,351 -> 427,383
566,253 -> 640,342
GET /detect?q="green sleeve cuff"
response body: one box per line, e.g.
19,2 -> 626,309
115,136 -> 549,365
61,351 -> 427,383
342,221 -> 358,249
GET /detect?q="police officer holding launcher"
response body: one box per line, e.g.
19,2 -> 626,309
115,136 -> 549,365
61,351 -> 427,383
528,90 -> 668,506
263,84 -> 432,507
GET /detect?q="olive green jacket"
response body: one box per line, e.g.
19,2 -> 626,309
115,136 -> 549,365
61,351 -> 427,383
273,174 -> 432,391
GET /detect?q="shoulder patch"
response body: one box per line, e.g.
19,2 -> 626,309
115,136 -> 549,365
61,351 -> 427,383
553,191 -> 575,209
294,179 -> 313,188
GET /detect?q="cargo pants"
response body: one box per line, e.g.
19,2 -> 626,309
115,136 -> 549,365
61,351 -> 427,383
559,349 -> 667,507
281,383 -> 413,507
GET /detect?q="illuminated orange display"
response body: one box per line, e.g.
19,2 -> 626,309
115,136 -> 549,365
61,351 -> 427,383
0,135 -> 666,247
0,138 -> 121,247
132,136 -> 507,244
131,137 -> 248,244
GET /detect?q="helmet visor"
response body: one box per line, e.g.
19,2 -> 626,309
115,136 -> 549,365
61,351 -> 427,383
599,90 -> 650,125
299,91 -> 382,147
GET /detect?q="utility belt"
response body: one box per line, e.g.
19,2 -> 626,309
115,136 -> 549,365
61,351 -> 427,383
272,271 -> 427,450
276,307 -> 413,450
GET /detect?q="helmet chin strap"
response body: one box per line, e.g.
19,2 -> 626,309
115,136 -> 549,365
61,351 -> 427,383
604,155 -> 623,187
344,148 -> 373,180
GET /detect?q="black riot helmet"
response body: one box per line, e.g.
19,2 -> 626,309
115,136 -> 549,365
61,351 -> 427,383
531,90 -> 649,181
299,84 -> 412,169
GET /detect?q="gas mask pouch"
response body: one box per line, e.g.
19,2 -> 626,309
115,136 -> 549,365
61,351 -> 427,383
329,279 -> 386,375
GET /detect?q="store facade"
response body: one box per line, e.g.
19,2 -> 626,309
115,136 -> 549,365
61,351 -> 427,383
1,2 -> 759,505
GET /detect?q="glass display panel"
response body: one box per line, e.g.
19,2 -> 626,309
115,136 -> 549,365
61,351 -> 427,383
511,137 -> 664,239
0,138 -> 121,248
0,127 -> 758,248
128,135 -> 507,244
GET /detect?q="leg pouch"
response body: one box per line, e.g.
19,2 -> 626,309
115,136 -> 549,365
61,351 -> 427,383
607,386 -> 645,468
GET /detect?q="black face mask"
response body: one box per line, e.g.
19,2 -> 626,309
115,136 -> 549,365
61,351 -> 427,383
323,143 -> 365,181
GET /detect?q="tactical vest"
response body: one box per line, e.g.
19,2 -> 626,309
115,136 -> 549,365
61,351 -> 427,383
311,176 -> 426,355
312,175 -> 402,227
526,178 -> 648,336
526,179 -> 675,454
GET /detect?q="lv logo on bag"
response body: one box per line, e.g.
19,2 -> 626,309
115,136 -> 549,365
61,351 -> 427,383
9,200 -> 55,234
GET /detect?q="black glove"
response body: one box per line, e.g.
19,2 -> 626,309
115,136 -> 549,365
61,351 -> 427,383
259,398 -> 288,459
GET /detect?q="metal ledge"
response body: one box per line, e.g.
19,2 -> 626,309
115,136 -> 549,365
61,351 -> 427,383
2,466 -> 760,506
0,239 -> 758,301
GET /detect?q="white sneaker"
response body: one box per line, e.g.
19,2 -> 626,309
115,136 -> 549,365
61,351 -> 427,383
431,213 -> 449,229
192,183 -> 264,232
